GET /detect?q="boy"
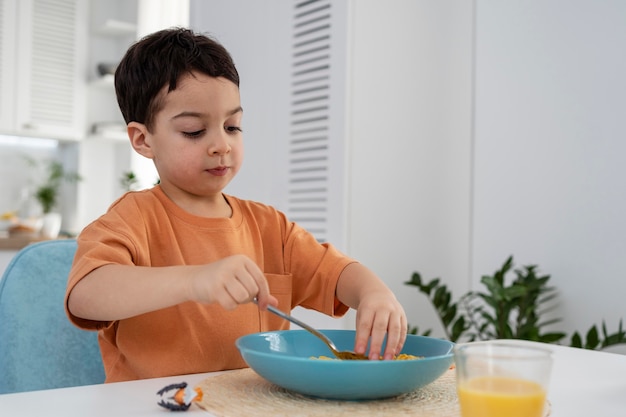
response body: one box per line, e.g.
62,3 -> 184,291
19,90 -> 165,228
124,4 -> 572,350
65,28 -> 407,382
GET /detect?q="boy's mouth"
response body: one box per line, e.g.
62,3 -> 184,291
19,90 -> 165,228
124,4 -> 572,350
207,166 -> 229,176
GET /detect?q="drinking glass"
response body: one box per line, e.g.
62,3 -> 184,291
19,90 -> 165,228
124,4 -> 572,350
454,341 -> 553,417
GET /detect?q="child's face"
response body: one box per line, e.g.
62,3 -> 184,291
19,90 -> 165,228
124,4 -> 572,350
140,71 -> 243,207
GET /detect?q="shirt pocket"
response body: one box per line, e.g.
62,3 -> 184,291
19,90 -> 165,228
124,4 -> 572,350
262,273 -> 293,331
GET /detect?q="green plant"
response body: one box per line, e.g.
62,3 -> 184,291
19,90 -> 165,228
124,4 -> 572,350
405,256 -> 626,350
26,157 -> 81,214
120,171 -> 139,192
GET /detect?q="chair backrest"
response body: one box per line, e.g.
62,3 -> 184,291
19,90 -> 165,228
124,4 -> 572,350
0,239 -> 105,394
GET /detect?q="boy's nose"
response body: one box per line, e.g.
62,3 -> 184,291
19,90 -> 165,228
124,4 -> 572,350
207,131 -> 231,155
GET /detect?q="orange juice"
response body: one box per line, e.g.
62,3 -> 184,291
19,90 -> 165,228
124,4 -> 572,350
457,376 -> 546,417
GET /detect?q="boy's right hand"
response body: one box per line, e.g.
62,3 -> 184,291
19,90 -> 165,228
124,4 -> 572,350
186,254 -> 278,310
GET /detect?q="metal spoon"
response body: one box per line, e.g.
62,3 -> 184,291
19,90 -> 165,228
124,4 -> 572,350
253,299 -> 368,360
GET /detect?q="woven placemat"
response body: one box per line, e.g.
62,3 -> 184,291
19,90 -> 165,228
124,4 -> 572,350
197,368 -> 552,417
196,368 -> 461,417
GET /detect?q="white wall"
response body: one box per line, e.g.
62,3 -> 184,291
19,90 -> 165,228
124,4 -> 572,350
473,1 -> 626,340
347,0 -> 474,336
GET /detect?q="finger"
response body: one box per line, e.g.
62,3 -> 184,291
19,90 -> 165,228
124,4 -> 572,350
367,312 -> 390,360
382,314 -> 404,360
243,261 -> 275,309
399,314 -> 408,352
354,309 -> 374,355
218,283 -> 241,310
224,278 -> 256,306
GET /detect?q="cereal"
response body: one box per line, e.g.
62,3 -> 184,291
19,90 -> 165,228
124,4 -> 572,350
311,354 -> 423,361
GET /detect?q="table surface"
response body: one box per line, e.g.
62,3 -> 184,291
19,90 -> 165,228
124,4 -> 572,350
1,340 -> 625,416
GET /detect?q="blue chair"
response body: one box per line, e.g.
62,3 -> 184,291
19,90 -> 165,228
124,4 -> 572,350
0,239 -> 105,394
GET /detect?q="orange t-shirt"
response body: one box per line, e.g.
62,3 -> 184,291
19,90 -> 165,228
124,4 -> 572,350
65,186 -> 353,382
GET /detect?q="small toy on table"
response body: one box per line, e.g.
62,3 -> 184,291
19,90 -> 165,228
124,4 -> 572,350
157,382 -> 203,411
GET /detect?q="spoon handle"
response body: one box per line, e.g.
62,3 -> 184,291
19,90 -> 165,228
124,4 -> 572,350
253,299 -> 338,351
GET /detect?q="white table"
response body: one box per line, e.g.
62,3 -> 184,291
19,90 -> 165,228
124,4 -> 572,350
1,341 -> 625,416
0,371 -> 220,416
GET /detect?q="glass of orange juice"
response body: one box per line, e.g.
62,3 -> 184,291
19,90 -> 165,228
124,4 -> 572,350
454,342 -> 553,417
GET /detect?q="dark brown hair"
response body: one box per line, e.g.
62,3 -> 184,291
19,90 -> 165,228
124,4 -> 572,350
114,27 -> 240,130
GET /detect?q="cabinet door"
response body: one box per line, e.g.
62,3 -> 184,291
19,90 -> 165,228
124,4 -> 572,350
0,0 -> 17,133
15,0 -> 87,140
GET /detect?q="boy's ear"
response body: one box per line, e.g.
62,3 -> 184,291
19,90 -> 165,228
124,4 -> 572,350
127,122 -> 154,159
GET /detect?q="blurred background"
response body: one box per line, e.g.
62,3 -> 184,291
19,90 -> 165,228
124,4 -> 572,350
1,0 -> 624,348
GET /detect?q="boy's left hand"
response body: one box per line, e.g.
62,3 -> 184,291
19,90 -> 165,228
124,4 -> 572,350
336,262 -> 408,360
353,291 -> 407,360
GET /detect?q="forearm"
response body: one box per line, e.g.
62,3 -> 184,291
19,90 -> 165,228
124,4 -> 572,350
67,254 -> 277,322
336,262 -> 407,359
336,262 -> 396,308
67,264 -> 197,321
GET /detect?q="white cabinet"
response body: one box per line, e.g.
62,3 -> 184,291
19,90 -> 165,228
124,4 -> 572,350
85,0 -> 137,140
0,0 -> 87,141
0,0 -> 17,131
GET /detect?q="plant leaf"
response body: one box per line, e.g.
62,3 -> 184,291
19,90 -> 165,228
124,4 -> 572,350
585,326 -> 600,349
539,332 -> 566,344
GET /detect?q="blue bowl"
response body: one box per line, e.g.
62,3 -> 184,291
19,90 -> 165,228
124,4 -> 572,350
236,329 -> 454,400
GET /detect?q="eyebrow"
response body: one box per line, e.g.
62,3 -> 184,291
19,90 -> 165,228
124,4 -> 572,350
171,106 -> 243,120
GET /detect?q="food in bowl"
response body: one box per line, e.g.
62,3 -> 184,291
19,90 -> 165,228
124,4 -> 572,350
311,353 -> 423,360
236,329 -> 454,400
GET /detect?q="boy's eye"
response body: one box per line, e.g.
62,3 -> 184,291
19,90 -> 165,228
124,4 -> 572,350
182,130 -> 205,138
226,126 -> 243,133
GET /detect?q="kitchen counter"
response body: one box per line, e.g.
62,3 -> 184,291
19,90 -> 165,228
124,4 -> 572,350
0,234 -> 50,251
